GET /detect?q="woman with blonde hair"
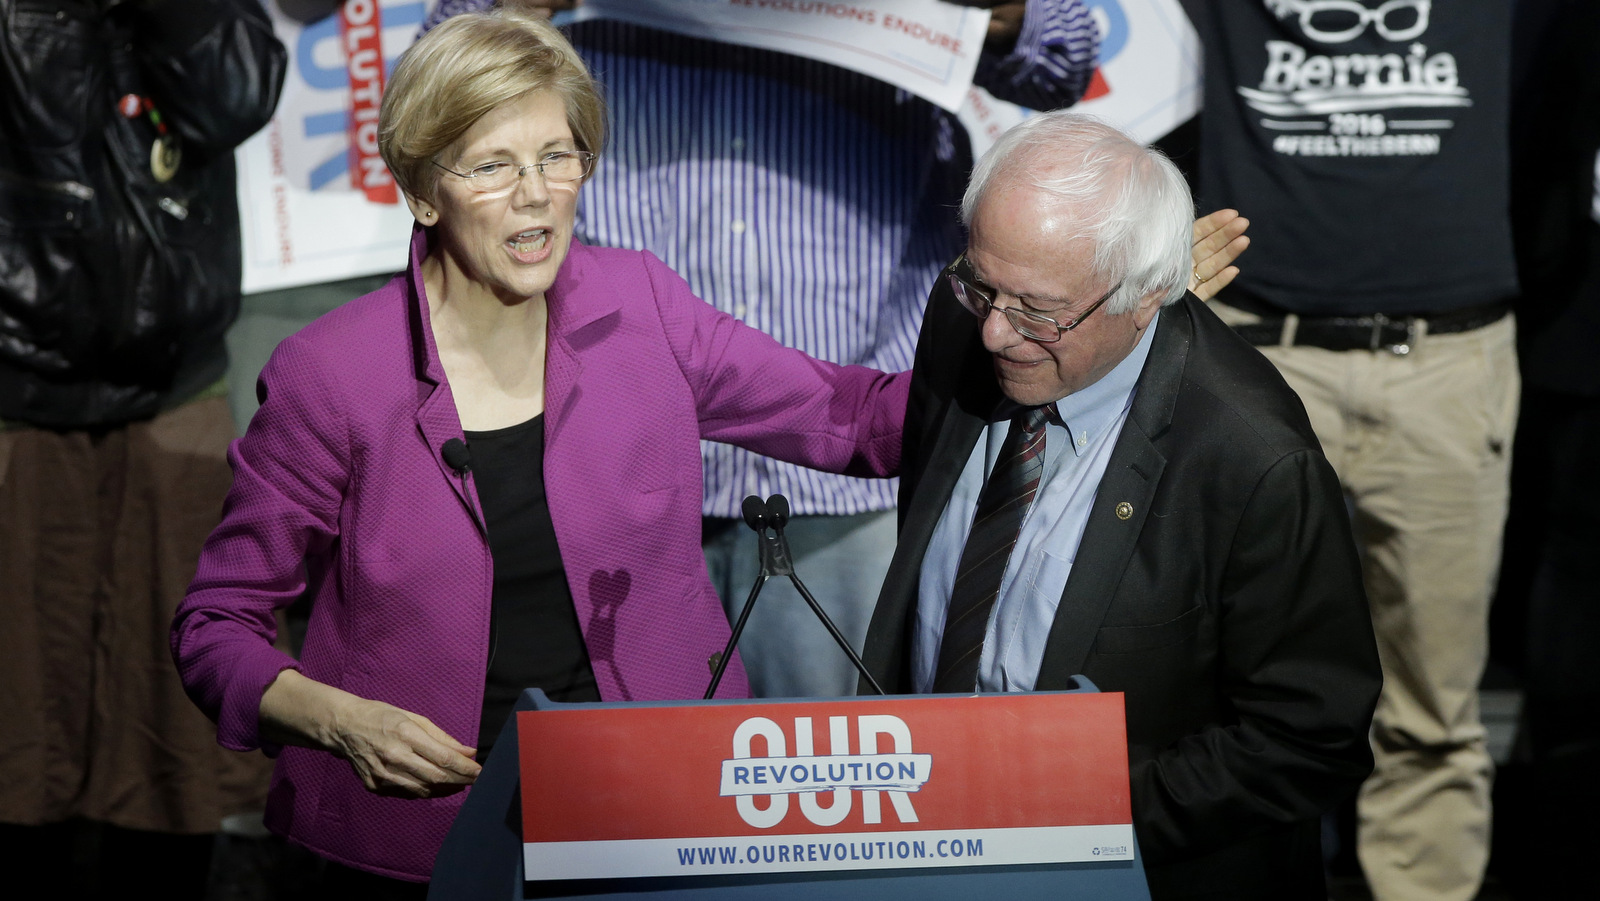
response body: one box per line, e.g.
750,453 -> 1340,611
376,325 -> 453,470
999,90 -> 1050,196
171,9 -> 906,889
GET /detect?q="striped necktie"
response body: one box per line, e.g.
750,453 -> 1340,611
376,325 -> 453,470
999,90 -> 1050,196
932,405 -> 1054,693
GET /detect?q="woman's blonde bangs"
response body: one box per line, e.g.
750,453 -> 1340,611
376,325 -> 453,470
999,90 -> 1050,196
379,9 -> 606,204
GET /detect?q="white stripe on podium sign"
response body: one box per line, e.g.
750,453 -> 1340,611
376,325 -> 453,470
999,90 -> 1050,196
524,825 -> 1135,880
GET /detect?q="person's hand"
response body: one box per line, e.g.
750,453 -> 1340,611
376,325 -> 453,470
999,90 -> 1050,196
259,669 -> 481,799
943,0 -> 1027,48
985,2 -> 1027,46
1189,209 -> 1250,302
500,0 -> 580,18
326,696 -> 482,798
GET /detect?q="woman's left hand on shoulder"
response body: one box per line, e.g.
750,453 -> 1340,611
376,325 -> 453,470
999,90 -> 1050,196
1190,209 -> 1251,301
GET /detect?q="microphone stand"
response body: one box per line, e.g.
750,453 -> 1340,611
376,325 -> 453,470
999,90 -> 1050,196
705,495 -> 885,699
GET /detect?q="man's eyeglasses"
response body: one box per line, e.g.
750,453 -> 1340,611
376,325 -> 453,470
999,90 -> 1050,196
945,254 -> 1120,343
433,150 -> 597,194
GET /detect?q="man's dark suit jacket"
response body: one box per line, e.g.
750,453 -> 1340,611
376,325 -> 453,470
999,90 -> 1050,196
860,285 -> 1383,901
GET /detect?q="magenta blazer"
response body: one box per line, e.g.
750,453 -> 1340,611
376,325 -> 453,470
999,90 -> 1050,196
171,227 -> 907,880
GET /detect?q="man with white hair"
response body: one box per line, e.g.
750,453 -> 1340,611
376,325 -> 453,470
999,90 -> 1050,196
860,112 -> 1383,899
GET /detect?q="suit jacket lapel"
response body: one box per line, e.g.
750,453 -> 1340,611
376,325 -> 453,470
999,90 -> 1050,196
541,242 -> 623,442
893,402 -> 988,595
904,301 -> 1008,556
401,226 -> 482,527
1034,299 -> 1193,689
868,303 -> 997,689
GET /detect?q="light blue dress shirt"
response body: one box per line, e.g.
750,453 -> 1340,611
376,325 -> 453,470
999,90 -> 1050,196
913,317 -> 1160,692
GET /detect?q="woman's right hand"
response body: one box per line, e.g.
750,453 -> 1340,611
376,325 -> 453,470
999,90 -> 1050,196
259,669 -> 482,798
325,695 -> 483,797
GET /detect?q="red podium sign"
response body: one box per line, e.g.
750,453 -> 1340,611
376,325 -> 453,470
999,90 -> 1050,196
518,692 -> 1132,880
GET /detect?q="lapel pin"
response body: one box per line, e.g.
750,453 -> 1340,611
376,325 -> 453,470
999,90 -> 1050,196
1115,501 -> 1133,520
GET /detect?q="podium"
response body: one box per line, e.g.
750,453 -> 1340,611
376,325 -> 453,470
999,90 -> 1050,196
430,688 -> 1149,900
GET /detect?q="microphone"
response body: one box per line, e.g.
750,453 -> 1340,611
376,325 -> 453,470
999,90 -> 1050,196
441,438 -> 472,474
766,494 -> 790,530
741,495 -> 769,532
708,492 -> 885,699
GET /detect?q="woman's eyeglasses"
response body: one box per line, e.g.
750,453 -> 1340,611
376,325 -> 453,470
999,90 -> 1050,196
433,150 -> 597,194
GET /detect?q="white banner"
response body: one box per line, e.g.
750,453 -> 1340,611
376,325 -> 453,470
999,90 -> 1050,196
237,0 -> 424,294
558,0 -> 991,113
1075,0 -> 1201,142
958,0 -> 1201,161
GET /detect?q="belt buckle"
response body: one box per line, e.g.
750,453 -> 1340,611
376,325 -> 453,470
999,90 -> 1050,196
1368,313 -> 1416,355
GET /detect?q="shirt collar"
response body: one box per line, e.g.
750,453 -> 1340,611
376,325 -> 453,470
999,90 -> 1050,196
1051,315 -> 1159,457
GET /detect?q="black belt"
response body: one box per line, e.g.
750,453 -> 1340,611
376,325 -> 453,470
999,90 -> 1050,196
1230,301 -> 1511,354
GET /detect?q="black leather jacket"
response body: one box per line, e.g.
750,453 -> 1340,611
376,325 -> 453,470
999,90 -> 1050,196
0,0 -> 285,427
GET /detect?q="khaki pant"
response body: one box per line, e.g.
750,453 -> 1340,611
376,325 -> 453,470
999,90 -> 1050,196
0,396 -> 273,833
1213,302 -> 1517,901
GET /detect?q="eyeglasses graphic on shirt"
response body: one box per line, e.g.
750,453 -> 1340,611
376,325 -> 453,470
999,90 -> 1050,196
1265,0 -> 1431,44
432,151 -> 597,194
945,254 -> 1121,343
